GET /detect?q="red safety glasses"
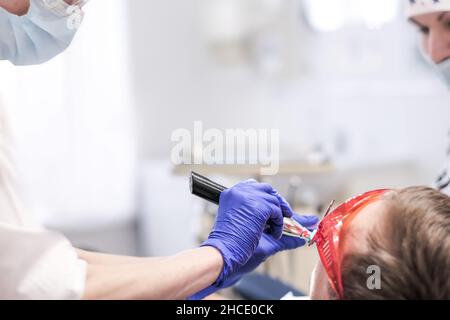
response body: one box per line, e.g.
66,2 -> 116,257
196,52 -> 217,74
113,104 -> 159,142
310,189 -> 390,299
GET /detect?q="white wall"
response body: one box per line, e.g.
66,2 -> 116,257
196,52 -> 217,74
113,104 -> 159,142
125,0 -> 450,256
128,0 -> 450,184
0,0 -> 137,231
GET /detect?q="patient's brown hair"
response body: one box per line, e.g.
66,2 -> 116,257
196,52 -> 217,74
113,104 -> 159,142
340,187 -> 450,299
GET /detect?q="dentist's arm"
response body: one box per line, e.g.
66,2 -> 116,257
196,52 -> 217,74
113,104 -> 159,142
78,180 -> 289,300
81,247 -> 224,300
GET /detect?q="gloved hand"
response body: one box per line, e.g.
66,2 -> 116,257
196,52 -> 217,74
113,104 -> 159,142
190,214 -> 319,300
220,214 -> 318,288
191,184 -> 319,300
201,180 -> 291,288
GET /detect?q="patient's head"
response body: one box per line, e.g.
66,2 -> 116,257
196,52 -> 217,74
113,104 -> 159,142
310,187 -> 450,300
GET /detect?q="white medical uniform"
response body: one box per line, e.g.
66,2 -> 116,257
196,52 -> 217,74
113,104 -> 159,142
0,105 -> 86,299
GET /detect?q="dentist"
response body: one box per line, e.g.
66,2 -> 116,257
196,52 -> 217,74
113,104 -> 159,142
0,0 -> 317,299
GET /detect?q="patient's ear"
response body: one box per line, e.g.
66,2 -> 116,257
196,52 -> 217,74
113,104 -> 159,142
0,0 -> 30,16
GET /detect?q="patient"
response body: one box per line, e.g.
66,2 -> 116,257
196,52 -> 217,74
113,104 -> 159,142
309,187 -> 450,300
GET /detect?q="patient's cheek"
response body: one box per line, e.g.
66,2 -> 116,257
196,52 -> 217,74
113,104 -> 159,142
309,263 -> 330,300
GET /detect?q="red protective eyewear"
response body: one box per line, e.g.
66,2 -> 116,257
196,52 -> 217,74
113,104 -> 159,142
310,189 -> 390,299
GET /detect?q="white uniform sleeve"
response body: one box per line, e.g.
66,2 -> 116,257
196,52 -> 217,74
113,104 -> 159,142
0,223 -> 86,299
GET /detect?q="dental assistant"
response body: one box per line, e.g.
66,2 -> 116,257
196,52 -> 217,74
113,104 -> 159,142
0,0 -> 318,299
406,0 -> 450,196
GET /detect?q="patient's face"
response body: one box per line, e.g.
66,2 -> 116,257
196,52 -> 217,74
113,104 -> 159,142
309,199 -> 387,299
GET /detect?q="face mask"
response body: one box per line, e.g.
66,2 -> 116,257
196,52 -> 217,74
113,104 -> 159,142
434,58 -> 450,90
419,39 -> 450,90
0,0 -> 84,65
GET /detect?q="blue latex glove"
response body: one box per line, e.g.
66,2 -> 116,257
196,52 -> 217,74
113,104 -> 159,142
190,214 -> 319,300
201,180 -> 291,289
221,214 -> 319,288
191,192 -> 319,299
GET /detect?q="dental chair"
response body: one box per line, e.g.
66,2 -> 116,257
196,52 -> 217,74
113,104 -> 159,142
232,273 -> 305,300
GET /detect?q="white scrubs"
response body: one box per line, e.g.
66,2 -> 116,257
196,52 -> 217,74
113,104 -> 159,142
0,106 -> 86,299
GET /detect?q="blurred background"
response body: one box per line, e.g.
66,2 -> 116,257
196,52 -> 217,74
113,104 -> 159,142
0,0 -> 449,297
